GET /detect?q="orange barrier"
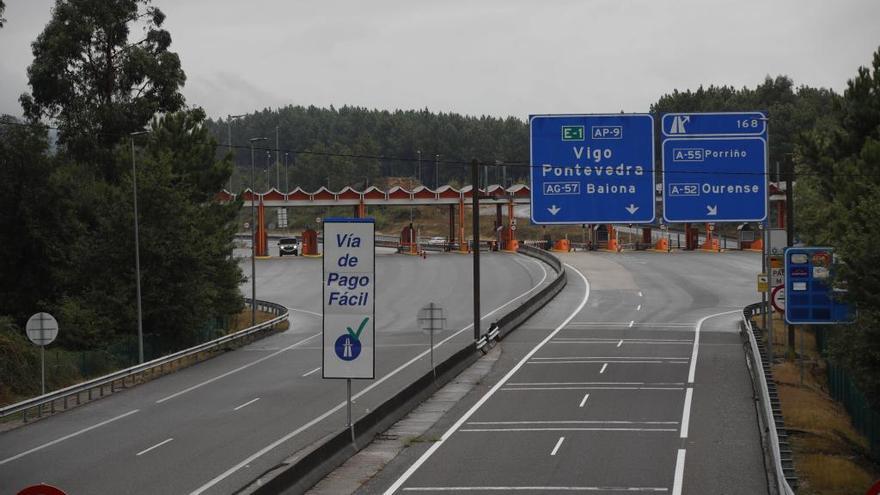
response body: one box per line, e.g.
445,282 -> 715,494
607,238 -> 619,252
655,237 -> 669,252
702,239 -> 720,252
552,239 -> 570,252
504,239 -> 520,252
301,229 -> 319,256
747,238 -> 764,252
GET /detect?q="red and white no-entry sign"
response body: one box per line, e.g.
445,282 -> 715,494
17,484 -> 67,495
771,285 -> 786,313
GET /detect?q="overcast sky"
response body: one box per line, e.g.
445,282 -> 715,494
1,0 -> 879,121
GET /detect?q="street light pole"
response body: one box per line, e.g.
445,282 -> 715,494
284,152 -> 289,192
130,130 -> 150,364
249,137 -> 268,327
226,114 -> 245,192
435,154 -> 441,189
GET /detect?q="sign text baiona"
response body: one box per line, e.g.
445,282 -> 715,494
323,218 -> 375,379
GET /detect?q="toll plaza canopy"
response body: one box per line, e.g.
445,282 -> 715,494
216,184 -> 532,206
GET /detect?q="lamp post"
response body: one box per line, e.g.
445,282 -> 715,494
284,152 -> 289,192
249,137 -> 268,327
435,154 -> 441,189
417,150 -> 422,182
130,130 -> 150,364
265,150 -> 271,189
226,114 -> 245,192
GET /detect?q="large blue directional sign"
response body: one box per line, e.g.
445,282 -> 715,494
662,112 -> 768,223
529,114 -> 655,224
784,247 -> 855,325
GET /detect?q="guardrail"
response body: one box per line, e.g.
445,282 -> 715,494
0,299 -> 288,424
250,244 -> 568,494
741,302 -> 797,495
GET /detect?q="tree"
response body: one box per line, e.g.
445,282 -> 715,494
797,46 -> 880,404
20,0 -> 185,178
0,0 -> 6,28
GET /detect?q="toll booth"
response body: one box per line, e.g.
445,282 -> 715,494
400,224 -> 418,254
738,224 -> 758,250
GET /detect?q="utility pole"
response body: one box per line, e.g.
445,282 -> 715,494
275,126 -> 280,190
435,154 -> 441,189
786,156 -> 796,354
472,159 -> 481,342
248,137 -> 268,327
226,114 -> 245,192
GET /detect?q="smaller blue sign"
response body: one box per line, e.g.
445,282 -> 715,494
784,247 -> 855,325
662,112 -> 766,137
662,136 -> 767,223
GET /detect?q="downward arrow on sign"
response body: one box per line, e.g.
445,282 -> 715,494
547,205 -> 561,216
707,205 -> 718,216
625,204 -> 639,215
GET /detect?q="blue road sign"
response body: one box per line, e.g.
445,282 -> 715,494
662,112 -> 768,223
784,247 -> 855,325
529,114 -> 655,224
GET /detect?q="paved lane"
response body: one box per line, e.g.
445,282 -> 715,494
364,251 -> 768,495
0,251 -> 550,494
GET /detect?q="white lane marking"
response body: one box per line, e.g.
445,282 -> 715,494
680,388 -> 693,439
672,449 -> 686,495
599,363 -> 608,374
502,386 -> 683,391
157,332 -> 320,403
0,409 -> 140,466
529,361 -> 687,365
382,264 -> 590,495
550,437 -> 565,456
638,291 -> 643,297
688,310 -> 740,384
136,437 -> 174,456
190,256 -> 551,495
550,341 -> 692,346
461,427 -> 677,433
467,421 -> 679,425
568,321 -> 691,327
628,320 -> 634,328
579,393 -> 590,407
402,487 -> 668,492
532,356 -> 687,360
507,381 -> 684,386
616,339 -> 623,348
637,304 -> 642,311
233,397 -> 261,411
302,366 -> 321,377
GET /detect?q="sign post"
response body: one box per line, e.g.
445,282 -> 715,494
529,114 -> 655,224
661,112 -> 768,224
322,218 -> 375,446
26,312 -> 59,395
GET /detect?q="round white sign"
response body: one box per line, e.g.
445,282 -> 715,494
26,312 -> 59,346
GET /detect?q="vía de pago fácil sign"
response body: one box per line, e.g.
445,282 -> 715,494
323,218 -> 375,379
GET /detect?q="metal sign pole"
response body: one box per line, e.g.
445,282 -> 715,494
429,303 -> 435,380
347,378 -> 355,447
41,345 -> 45,395
472,159 -> 481,342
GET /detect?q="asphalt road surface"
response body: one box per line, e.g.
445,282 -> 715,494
361,250 -> 768,495
0,250 -> 550,494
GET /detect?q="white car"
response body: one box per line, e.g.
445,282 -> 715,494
427,236 -> 446,245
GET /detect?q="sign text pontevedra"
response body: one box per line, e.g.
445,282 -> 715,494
323,218 -> 375,379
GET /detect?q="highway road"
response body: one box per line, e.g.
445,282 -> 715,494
0,250 -> 551,494
360,250 -> 767,494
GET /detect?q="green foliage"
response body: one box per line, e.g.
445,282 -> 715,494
211,106 -> 529,191
0,0 -> 6,28
20,0 -> 186,175
797,46 -> 880,406
0,317 -> 40,404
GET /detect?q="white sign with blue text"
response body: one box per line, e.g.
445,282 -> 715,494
323,218 -> 375,379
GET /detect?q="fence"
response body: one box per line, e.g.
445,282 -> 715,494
827,363 -> 880,456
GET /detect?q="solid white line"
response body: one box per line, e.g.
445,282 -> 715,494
157,332 -> 321,403
529,360 -> 687,365
402,487 -> 668,492
233,397 -> 261,411
599,363 -> 608,374
637,304 -> 642,311
0,409 -> 140,465
680,388 -> 693,439
136,437 -> 174,456
190,256 -> 552,495
381,263 -> 590,495
688,310 -> 739,384
550,437 -> 565,456
467,420 -> 679,425
532,356 -> 688,360
461,427 -> 677,433
501,386 -> 683,391
616,339 -> 623,348
628,320 -> 634,328
507,381 -> 684,386
302,366 -> 321,377
579,393 -> 590,408
672,449 -> 686,495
